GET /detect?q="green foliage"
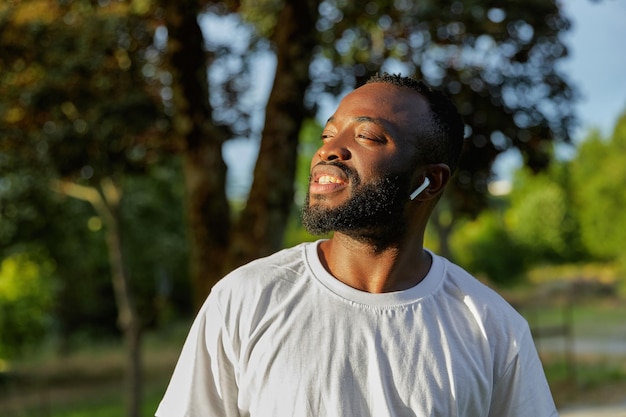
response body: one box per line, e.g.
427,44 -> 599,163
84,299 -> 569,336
0,0 -> 183,348
0,0 -> 591,357
40,161 -> 190,343
50,197 -> 117,342
451,210 -> 525,285
314,0 -> 576,216
120,159 -> 191,325
0,159 -> 118,341
507,168 -> 581,262
0,250 -> 55,359
449,111 -> 626,285
240,0 -> 283,37
570,115 -> 626,261
0,0 -> 166,182
526,262 -> 622,299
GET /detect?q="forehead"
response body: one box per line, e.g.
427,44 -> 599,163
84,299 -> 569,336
333,83 -> 431,130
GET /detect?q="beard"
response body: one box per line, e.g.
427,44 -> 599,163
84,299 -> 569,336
302,163 -> 411,243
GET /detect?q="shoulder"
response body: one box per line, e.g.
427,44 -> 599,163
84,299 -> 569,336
441,256 -> 519,309
197,242 -> 320,351
204,242 -> 314,312
436,254 -> 534,357
435,254 -> 529,333
217,242 -> 310,289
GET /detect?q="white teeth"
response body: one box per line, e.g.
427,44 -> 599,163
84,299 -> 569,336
318,175 -> 341,184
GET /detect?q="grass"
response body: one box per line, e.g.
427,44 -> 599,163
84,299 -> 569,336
0,323 -> 188,417
544,355 -> 626,407
514,294 -> 626,408
6,384 -> 165,417
521,300 -> 626,338
1,384 -> 165,417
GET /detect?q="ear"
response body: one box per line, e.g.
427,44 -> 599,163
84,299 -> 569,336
411,163 -> 451,201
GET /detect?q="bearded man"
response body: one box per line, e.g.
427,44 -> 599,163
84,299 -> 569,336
156,73 -> 558,417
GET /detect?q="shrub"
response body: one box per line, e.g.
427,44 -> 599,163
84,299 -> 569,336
0,251 -> 55,358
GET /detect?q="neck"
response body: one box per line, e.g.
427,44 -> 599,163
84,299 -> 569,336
318,231 -> 431,293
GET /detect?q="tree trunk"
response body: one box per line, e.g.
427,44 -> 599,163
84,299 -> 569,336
162,0 -> 232,308
182,144 -> 231,309
163,0 -> 320,308
49,178 -> 143,417
99,179 -> 143,417
232,0 -> 320,266
105,211 -> 143,417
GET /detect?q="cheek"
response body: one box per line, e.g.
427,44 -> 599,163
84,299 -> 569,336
310,151 -> 322,169
366,158 -> 416,192
369,153 -> 412,177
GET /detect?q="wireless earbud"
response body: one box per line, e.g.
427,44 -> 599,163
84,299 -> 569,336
409,177 -> 430,200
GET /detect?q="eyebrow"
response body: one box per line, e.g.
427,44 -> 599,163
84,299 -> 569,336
326,115 -> 386,127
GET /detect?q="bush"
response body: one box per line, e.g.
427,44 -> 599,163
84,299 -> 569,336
451,211 -> 526,286
0,251 -> 55,359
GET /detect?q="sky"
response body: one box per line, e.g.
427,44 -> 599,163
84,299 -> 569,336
559,0 -> 626,138
494,0 -> 626,179
221,0 -> 626,197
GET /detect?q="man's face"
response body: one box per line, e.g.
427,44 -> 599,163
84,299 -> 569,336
302,82 -> 431,238
302,161 -> 410,237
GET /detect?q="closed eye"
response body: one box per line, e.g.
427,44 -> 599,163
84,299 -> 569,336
356,132 -> 385,143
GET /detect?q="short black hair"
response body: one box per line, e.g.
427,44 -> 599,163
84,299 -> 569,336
366,73 -> 464,173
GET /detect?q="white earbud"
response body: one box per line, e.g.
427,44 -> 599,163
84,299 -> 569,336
409,177 -> 430,200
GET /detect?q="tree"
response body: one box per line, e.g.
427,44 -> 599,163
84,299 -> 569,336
450,209 -> 525,285
160,0 -> 321,306
156,0 -> 579,296
449,110 -> 626,284
0,251 -> 54,359
2,0 -> 580,338
570,112 -> 626,263
507,166 -> 583,263
0,2 -> 166,416
311,0 -> 576,257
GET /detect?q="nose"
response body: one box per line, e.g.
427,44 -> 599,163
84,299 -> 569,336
317,136 -> 351,162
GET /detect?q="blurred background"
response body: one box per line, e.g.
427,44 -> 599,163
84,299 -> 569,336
1,0 -> 625,416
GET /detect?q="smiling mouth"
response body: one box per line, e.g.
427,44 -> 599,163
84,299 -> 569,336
309,164 -> 351,195
317,175 -> 345,185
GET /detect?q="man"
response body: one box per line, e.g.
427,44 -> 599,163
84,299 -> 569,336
156,73 -> 558,417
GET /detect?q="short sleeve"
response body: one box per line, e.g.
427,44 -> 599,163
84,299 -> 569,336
155,294 -> 240,417
488,328 -> 559,417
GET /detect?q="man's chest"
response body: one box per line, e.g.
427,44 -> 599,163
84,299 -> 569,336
234,307 -> 493,417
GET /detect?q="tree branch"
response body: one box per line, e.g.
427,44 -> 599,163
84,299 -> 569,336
49,179 -> 114,225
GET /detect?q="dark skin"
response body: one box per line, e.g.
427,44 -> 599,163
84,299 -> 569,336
309,82 -> 451,293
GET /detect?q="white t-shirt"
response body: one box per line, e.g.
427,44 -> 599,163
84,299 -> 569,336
156,240 -> 558,417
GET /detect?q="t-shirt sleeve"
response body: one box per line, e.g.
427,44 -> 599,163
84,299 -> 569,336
155,294 -> 240,417
488,327 -> 559,417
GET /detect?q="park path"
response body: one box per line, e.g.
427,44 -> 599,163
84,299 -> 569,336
539,337 -> 626,417
539,338 -> 626,356
560,403 -> 626,417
